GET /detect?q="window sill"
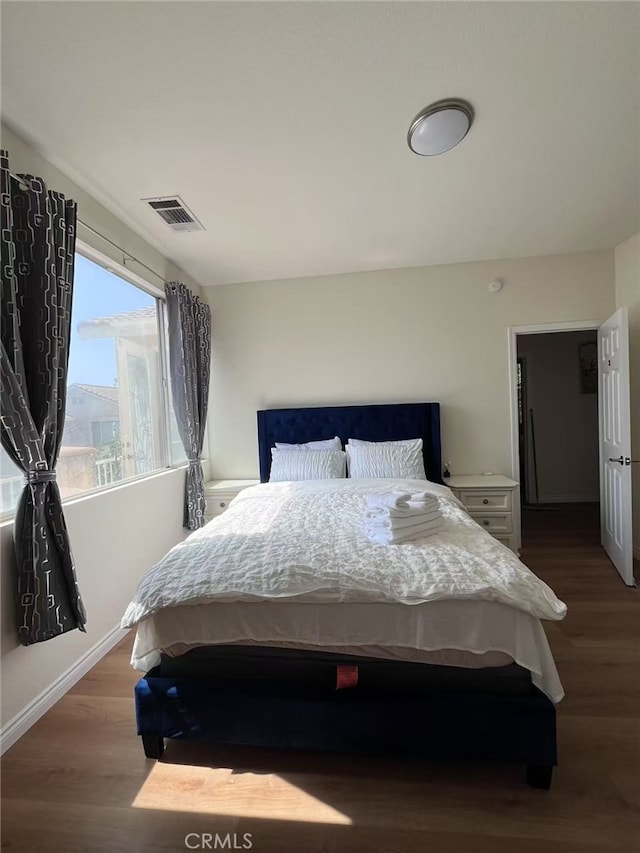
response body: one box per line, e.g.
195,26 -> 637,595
0,462 -> 200,527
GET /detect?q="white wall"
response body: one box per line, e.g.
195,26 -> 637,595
517,331 -> 599,503
204,251 -> 615,481
0,469 -> 189,727
0,127 -> 204,737
614,232 -> 640,555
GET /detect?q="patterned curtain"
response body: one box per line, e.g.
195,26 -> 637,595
165,282 -> 211,530
0,151 -> 86,645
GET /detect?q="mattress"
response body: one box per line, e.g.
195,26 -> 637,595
131,598 -> 564,702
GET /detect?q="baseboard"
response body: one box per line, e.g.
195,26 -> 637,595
0,622 -> 128,755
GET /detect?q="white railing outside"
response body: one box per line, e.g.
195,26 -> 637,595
95,457 -> 120,487
1,458 -> 126,513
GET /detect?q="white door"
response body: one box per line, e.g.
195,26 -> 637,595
599,307 -> 634,585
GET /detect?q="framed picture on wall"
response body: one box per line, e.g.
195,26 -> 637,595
579,341 -> 597,394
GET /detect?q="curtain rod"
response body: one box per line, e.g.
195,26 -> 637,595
8,169 -> 167,284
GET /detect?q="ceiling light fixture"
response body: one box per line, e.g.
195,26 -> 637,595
407,98 -> 474,156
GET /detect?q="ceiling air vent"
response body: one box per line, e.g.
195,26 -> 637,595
142,196 -> 205,232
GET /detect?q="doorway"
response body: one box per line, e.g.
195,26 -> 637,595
509,322 -> 600,549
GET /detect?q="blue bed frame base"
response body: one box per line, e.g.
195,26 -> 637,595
135,668 -> 556,788
133,401 -> 557,788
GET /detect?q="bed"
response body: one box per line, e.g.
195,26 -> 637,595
128,402 -> 565,788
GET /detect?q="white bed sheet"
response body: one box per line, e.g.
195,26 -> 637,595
124,478 -> 566,703
131,598 -> 564,702
123,479 -> 567,622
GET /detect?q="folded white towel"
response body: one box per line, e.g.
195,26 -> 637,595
365,492 -> 413,510
406,495 -> 438,510
365,492 -> 439,518
365,514 -> 443,536
406,491 -> 435,505
364,515 -> 445,545
364,508 -> 443,529
365,507 -> 438,524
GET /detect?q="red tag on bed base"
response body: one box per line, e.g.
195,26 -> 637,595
336,665 -> 359,690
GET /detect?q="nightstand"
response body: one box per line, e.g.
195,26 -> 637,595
447,475 -> 519,554
204,479 -> 260,522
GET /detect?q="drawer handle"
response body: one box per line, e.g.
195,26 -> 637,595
482,498 -> 489,505
219,501 -> 226,508
483,520 -> 490,526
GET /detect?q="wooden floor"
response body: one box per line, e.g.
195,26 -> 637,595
2,504 -> 638,852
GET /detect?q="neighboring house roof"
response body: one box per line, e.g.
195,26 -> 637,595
77,306 -> 157,340
69,383 -> 119,404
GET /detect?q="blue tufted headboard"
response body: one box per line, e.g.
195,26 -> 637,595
257,402 -> 443,484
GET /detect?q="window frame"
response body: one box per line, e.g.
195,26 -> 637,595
0,240 -> 193,521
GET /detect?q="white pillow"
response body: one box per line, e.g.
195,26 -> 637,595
347,437 -> 422,450
269,448 -> 347,482
346,441 -> 426,480
275,436 -> 341,450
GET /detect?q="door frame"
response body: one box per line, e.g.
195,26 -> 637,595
507,319 -> 601,550
516,355 -> 529,503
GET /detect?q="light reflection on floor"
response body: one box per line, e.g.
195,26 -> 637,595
131,760 -> 353,825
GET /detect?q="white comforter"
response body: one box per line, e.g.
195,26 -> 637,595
122,479 -> 567,627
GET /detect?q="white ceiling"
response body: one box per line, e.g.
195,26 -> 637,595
2,2 -> 639,286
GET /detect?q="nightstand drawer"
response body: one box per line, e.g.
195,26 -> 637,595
472,513 -> 513,535
494,534 -> 517,553
459,490 -> 511,512
204,479 -> 260,523
448,475 -> 518,555
205,496 -> 234,518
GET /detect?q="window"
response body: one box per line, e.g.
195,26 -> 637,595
91,420 -> 121,447
0,448 -> 22,515
0,251 -> 188,516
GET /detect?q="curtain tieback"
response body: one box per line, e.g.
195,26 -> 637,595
26,470 -> 57,484
187,458 -> 200,467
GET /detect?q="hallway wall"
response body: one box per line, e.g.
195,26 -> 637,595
518,330 -> 599,503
